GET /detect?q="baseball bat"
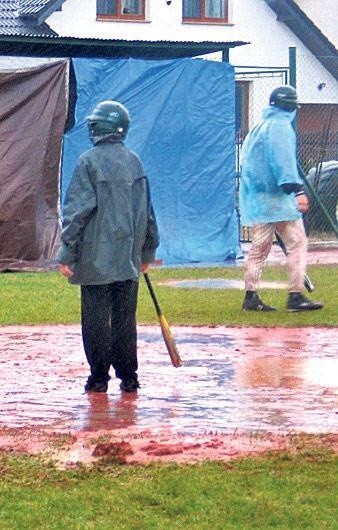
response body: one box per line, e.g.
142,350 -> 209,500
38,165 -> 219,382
143,273 -> 183,368
274,232 -> 315,292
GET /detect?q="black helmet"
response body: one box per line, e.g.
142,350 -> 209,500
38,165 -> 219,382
87,100 -> 130,139
269,85 -> 299,111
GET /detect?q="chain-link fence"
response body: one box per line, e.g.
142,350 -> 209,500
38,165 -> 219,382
235,55 -> 338,244
296,51 -> 338,241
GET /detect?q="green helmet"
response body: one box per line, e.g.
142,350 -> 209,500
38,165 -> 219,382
269,85 -> 299,111
87,100 -> 130,139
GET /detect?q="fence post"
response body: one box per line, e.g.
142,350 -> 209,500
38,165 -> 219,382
289,47 -> 297,87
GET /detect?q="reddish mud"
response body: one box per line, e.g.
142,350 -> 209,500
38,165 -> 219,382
0,324 -> 337,467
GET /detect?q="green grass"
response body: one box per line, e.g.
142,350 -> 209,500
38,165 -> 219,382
0,271 -> 81,325
0,265 -> 336,529
0,449 -> 337,530
0,264 -> 336,326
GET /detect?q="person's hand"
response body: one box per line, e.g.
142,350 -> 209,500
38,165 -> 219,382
140,263 -> 150,273
59,264 -> 74,278
296,194 -> 309,213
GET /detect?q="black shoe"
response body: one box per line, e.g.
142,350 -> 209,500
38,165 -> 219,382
84,378 -> 108,393
287,293 -> 324,312
120,377 -> 140,393
242,293 -> 276,312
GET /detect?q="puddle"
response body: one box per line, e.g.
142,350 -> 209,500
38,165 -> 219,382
0,325 -> 336,436
161,279 -> 286,289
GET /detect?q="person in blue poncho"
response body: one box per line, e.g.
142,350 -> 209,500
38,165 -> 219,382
239,86 -> 323,312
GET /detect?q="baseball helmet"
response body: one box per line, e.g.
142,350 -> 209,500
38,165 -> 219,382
269,85 -> 299,111
87,100 -> 130,139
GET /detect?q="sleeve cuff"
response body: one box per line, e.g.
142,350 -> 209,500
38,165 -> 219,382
141,248 -> 156,264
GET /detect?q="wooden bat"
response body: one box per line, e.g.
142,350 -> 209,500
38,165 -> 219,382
274,232 -> 315,292
143,273 -> 183,367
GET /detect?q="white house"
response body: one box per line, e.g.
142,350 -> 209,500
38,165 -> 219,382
46,0 -> 337,128
1,1 -> 336,127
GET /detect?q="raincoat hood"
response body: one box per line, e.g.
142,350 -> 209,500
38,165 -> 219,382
262,105 -> 297,123
91,133 -> 123,146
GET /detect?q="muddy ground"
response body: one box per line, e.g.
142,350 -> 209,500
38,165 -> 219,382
0,324 -> 337,467
0,243 -> 337,466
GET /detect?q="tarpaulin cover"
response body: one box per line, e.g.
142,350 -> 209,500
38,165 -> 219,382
62,57 -> 239,264
0,61 -> 68,271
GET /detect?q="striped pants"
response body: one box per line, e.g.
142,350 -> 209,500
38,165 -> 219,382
244,219 -> 308,292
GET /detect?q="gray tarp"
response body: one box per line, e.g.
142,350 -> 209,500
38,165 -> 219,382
0,60 -> 68,271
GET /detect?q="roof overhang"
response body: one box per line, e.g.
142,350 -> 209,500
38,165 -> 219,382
19,0 -> 65,26
0,34 -> 248,60
265,0 -> 338,81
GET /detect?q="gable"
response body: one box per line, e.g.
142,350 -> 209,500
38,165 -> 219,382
293,0 -> 337,48
265,0 -> 338,81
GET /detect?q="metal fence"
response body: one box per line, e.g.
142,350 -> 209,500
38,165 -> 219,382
296,50 -> 338,241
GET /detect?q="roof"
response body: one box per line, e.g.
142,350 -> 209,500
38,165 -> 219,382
265,0 -> 338,81
19,0 -> 60,15
19,0 -> 65,25
0,0 -> 62,36
0,34 -> 248,60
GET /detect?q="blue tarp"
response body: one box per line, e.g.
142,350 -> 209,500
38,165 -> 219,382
62,57 -> 240,264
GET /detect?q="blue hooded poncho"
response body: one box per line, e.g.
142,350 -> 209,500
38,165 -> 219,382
239,106 -> 303,226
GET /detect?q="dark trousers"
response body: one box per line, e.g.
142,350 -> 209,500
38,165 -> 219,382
81,280 -> 139,383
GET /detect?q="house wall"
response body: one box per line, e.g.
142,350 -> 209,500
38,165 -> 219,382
47,0 -> 337,125
228,0 -> 337,111
293,0 -> 337,48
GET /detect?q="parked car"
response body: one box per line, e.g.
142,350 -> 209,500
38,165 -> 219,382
305,161 -> 338,233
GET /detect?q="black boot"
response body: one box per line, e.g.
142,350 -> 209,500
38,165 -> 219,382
120,376 -> 140,393
242,291 -> 276,312
84,376 -> 108,393
287,292 -> 324,312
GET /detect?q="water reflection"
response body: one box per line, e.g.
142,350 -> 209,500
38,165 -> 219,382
81,392 -> 139,431
237,355 -> 304,389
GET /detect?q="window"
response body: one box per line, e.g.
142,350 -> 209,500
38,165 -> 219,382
183,0 -> 228,23
97,0 -> 145,20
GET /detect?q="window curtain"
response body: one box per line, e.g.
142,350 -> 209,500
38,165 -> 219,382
183,0 -> 201,18
97,0 -> 117,15
122,0 -> 141,14
205,0 -> 224,18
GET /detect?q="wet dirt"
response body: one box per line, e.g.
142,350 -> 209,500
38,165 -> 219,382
0,324 -> 337,467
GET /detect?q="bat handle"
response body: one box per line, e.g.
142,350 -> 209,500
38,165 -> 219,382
304,274 -> 315,292
143,273 -> 162,315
